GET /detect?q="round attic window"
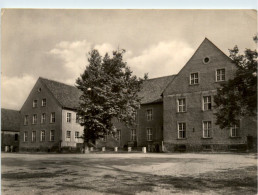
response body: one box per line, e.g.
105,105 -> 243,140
203,57 -> 210,64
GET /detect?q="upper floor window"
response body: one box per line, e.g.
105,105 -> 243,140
203,96 -> 212,111
146,109 -> 153,121
177,98 -> 186,112
216,69 -> 225,82
24,115 -> 29,125
230,122 -> 240,137
203,121 -> 212,138
41,113 -> 46,123
76,114 -> 80,123
50,112 -> 55,123
178,122 -> 186,139
33,100 -> 38,108
40,130 -> 46,141
67,113 -> 71,123
131,129 -> 137,141
50,130 -> 55,141
66,131 -> 71,142
32,114 -> 37,124
190,73 -> 199,85
146,128 -> 153,141
24,131 -> 28,142
41,98 -> 46,107
32,131 -> 36,142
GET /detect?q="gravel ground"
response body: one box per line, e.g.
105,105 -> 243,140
1,152 -> 257,195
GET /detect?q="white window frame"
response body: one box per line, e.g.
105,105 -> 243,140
216,68 -> 226,82
24,131 -> 28,142
32,131 -> 36,142
41,98 -> 46,107
67,113 -> 72,123
178,122 -> 186,139
177,98 -> 186,112
146,109 -> 153,121
146,128 -> 153,141
190,72 -> 199,85
66,131 -> 71,142
40,130 -> 46,142
203,96 -> 212,111
50,130 -> 55,141
131,129 -> 137,141
50,112 -> 55,123
203,121 -> 212,138
24,115 -> 29,125
230,124 -> 240,137
32,114 -> 37,124
33,100 -> 38,108
41,113 -> 46,123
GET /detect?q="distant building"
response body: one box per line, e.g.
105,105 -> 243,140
1,108 -> 20,152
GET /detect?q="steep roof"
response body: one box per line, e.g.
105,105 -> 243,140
39,77 -> 82,109
138,75 -> 176,104
1,108 -> 20,131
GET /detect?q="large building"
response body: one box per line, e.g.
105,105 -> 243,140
2,38 -> 257,152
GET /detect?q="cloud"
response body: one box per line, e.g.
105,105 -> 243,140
127,41 -> 195,78
1,75 -> 36,110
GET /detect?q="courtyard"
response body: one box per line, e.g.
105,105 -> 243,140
1,152 -> 257,195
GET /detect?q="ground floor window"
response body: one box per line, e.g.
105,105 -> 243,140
203,121 -> 212,138
146,128 -> 153,141
15,134 -> 19,141
50,130 -> 55,141
32,131 -> 36,142
66,131 -> 71,142
230,123 -> 240,137
178,123 -> 186,139
131,129 -> 137,141
24,131 -> 28,142
40,130 -> 46,141
75,131 -> 79,142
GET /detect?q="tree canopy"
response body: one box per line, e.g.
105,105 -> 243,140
76,49 -> 143,144
214,37 -> 257,129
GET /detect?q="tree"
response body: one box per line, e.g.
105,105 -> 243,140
214,37 -> 257,129
76,49 -> 143,146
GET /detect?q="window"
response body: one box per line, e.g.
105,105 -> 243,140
66,131 -> 71,142
40,130 -> 46,141
131,129 -> 137,141
75,131 -> 79,142
203,57 -> 210,64
32,131 -> 36,142
178,98 -> 186,112
24,131 -> 28,142
146,109 -> 153,121
41,98 -> 46,107
33,100 -> 38,108
14,134 -> 19,141
32,114 -> 37,124
50,130 -> 55,141
76,114 -> 79,123
203,121 -> 212,138
231,123 -> 240,137
116,130 -> 121,141
203,96 -> 212,111
24,115 -> 29,125
67,113 -> 71,123
178,123 -> 186,139
190,73 -> 199,85
41,113 -> 46,123
146,128 -> 153,141
216,69 -> 225,81
50,112 -> 55,123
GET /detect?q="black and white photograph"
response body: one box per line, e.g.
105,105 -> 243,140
1,6 -> 257,195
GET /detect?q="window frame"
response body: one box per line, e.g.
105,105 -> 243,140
50,112 -> 55,123
67,113 -> 72,123
131,129 -> 137,141
50,130 -> 55,141
146,128 -> 153,141
32,131 -> 36,142
203,96 -> 212,111
203,121 -> 212,138
177,98 -> 186,112
190,72 -> 199,85
41,98 -> 46,107
24,115 -> 29,125
230,122 -> 240,137
66,130 -> 71,142
40,130 -> 46,142
178,122 -> 186,139
216,68 -> 226,82
41,113 -> 46,123
24,131 -> 28,142
146,109 -> 153,121
32,100 -> 38,108
32,114 -> 37,124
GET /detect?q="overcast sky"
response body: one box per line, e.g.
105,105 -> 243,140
1,9 -> 257,110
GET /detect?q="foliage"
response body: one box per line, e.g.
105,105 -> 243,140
214,37 -> 257,129
76,49 -> 143,144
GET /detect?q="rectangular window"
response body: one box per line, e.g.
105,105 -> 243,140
216,69 -> 226,81
146,109 -> 153,121
203,121 -> 212,138
131,129 -> 137,141
190,73 -> 199,85
32,131 -> 36,142
50,130 -> 55,141
32,114 -> 37,124
116,130 -> 121,141
146,128 -> 153,141
203,96 -> 212,111
75,131 -> 79,142
178,98 -> 186,112
24,115 -> 29,125
178,123 -> 186,139
40,130 -> 46,141
15,134 -> 19,141
24,131 -> 28,142
67,113 -> 71,123
66,131 -> 71,142
50,112 -> 55,123
41,113 -> 46,123
41,98 -> 46,107
33,100 -> 38,108
231,123 -> 240,137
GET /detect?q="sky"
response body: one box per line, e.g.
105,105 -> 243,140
1,9 -> 257,110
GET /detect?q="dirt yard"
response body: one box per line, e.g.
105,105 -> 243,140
1,152 -> 257,195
